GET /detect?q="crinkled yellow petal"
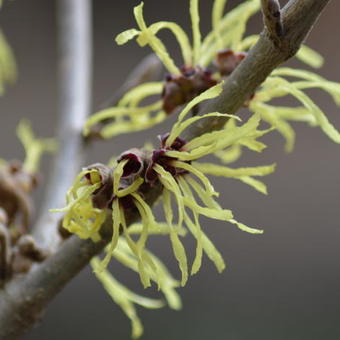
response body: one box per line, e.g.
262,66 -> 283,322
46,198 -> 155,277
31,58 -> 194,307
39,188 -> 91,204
166,144 -> 217,161
293,80 -> 340,106
134,2 -> 180,75
267,68 -> 340,105
273,78 -> 340,143
88,108 -> 165,139
169,229 -> 188,287
115,28 -> 141,45
51,168 -> 109,241
84,101 -> 163,138
159,182 -> 188,286
190,215 -> 203,275
172,160 -> 217,197
117,177 -> 144,198
184,211 -> 226,273
185,113 -> 261,152
296,45 -> 324,69
200,0 -> 260,66
51,182 -> 100,213
66,168 -> 99,201
167,82 -> 224,147
131,192 -> 158,255
141,250 -> 182,310
128,222 -> 187,237
91,257 -> 164,339
113,240 -> 182,310
229,218 -> 263,234
212,0 -> 228,50
240,138 -> 267,152
179,176 -> 226,272
250,101 -> 295,152
186,176 -> 220,210
271,67 -> 323,81
154,164 -> 185,228
148,22 -> 192,66
84,107 -> 138,134
215,144 -> 242,164
119,205 -> 152,288
190,0 -> 201,64
96,199 -> 121,272
192,162 -> 276,178
177,177 -> 203,275
113,159 -> 127,195
168,112 -> 240,147
183,197 -> 233,221
237,176 -> 267,194
262,105 -> 317,125
118,82 -> 163,107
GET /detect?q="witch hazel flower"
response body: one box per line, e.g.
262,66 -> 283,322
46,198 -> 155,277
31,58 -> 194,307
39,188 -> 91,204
56,81 -> 277,338
83,0 -> 262,139
84,0 -> 324,142
143,83 -> 276,281
53,159 -> 181,338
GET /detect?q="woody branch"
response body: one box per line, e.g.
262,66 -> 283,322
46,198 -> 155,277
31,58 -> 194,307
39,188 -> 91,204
0,0 -> 331,338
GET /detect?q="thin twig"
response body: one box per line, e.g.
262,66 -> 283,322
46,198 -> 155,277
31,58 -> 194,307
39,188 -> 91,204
98,54 -> 163,110
86,53 -> 164,140
32,0 -> 93,252
0,0 -> 331,338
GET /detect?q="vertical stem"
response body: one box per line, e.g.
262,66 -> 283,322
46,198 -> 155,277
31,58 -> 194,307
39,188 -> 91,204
33,0 -> 93,252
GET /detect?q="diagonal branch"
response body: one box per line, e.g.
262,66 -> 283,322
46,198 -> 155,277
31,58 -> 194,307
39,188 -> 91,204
0,0 -> 331,338
184,0 -> 331,139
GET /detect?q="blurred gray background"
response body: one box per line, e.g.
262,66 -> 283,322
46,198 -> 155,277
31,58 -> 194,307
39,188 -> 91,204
1,0 -> 340,339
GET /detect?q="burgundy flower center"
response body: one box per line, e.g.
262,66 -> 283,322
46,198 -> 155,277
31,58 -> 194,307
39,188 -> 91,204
117,151 -> 144,178
215,49 -> 247,76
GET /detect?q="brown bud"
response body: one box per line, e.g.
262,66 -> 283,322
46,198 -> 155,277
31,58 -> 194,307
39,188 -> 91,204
17,235 -> 48,262
162,66 -> 217,114
215,49 -> 247,76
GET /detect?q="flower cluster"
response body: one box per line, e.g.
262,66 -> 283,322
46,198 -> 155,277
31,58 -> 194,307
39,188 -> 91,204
83,0 -> 262,138
57,82 -> 276,337
83,0 -> 329,145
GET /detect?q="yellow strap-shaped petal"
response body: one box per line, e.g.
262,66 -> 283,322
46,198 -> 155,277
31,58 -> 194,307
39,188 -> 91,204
190,0 -> 201,65
149,21 -> 192,66
212,0 -> 228,50
134,2 -> 180,75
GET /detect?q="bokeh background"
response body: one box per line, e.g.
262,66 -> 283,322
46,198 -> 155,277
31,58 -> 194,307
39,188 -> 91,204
1,0 -> 340,339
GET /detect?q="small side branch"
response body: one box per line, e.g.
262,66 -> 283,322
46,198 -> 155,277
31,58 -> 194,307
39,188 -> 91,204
261,0 -> 284,42
98,54 -> 163,110
32,0 -> 93,252
86,53 -> 164,140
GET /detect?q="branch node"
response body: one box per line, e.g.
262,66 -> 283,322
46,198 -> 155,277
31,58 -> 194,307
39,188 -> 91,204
261,0 -> 284,45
